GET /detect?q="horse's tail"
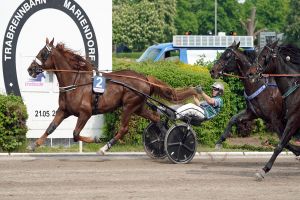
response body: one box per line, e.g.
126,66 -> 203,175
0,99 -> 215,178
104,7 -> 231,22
146,76 -> 197,103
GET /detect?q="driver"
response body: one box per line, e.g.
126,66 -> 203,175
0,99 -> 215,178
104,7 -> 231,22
175,82 -> 224,120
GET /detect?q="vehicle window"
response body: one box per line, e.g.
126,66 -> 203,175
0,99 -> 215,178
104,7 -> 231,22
164,50 -> 180,62
137,48 -> 161,62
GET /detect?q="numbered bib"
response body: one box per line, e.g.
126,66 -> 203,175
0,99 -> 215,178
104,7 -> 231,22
93,76 -> 106,93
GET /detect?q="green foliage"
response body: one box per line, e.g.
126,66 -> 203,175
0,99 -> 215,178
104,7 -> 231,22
104,59 -> 239,146
0,94 -> 28,153
175,0 -> 198,34
175,0 -> 245,35
285,0 -> 300,45
244,0 -> 290,33
154,0 -> 177,42
113,0 -> 176,51
175,0 -> 290,36
113,52 -> 143,59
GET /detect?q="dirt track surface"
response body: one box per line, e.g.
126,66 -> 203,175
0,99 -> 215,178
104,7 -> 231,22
0,155 -> 300,200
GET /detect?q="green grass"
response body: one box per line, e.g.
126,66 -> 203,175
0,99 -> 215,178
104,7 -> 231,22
8,142 -> 278,153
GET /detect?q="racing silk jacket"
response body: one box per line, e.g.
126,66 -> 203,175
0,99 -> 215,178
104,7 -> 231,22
199,96 -> 223,119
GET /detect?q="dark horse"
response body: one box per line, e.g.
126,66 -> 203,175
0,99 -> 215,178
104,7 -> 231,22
210,41 -> 300,156
27,38 -> 198,154
247,41 -> 300,180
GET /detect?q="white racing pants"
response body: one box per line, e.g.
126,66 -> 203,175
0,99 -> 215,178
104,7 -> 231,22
175,103 -> 205,120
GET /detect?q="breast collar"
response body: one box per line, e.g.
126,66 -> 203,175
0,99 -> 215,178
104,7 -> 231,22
244,79 -> 277,101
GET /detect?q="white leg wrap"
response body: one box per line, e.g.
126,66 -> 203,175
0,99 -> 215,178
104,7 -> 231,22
97,144 -> 109,156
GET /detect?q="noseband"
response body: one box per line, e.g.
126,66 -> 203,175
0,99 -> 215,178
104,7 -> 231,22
215,48 -> 237,75
32,44 -> 52,74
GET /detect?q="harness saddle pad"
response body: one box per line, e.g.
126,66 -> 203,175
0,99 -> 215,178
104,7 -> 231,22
93,75 -> 106,93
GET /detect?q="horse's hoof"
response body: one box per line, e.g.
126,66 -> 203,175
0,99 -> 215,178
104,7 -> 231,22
96,148 -> 106,156
255,170 -> 265,181
26,143 -> 36,151
215,143 -> 222,150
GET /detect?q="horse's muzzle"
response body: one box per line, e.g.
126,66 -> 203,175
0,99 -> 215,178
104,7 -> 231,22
28,65 -> 44,78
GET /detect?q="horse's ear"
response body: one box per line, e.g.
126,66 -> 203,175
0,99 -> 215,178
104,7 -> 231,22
49,38 -> 54,47
236,41 -> 240,49
46,37 -> 49,45
231,41 -> 236,46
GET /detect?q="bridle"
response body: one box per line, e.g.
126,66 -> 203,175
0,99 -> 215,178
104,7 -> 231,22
215,47 -> 248,79
255,45 -> 277,76
31,44 -> 84,92
215,48 -> 236,75
31,44 -> 52,75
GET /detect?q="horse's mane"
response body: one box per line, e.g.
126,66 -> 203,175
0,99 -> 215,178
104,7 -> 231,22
55,43 -> 94,71
278,44 -> 300,66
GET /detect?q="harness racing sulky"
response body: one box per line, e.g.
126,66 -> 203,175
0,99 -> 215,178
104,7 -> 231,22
27,38 -> 207,164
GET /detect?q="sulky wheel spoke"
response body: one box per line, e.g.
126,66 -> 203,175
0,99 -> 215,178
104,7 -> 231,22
147,139 -> 159,145
176,145 -> 181,161
167,142 -> 181,147
182,144 -> 194,153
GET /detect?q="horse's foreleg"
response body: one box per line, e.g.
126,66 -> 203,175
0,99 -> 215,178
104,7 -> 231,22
255,120 -> 297,181
30,109 -> 67,150
215,109 -> 256,149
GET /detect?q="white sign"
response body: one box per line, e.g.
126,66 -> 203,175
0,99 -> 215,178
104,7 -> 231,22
0,0 -> 112,139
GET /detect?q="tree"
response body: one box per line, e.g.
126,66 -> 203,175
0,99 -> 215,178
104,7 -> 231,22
242,0 -> 290,34
113,1 -> 164,51
240,7 -> 267,36
192,0 -> 245,35
175,0 -> 198,35
285,0 -> 300,45
151,0 -> 177,41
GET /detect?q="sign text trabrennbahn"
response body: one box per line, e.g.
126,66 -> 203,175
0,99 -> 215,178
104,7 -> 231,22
2,0 -> 98,96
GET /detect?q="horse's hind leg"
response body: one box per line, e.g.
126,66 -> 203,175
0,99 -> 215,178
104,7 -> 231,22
29,109 -> 67,151
136,106 -> 160,123
72,112 -> 98,143
97,104 -> 141,155
215,109 -> 256,149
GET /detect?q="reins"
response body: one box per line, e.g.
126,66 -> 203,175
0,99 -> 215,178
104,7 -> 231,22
222,72 -> 247,79
43,68 -> 180,91
261,73 -> 300,78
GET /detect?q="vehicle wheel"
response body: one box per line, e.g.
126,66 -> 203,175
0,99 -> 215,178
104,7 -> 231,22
164,123 -> 197,164
143,122 -> 167,159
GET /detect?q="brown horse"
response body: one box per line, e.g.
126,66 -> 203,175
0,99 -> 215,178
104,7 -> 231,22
27,38 -> 198,154
211,42 -> 300,156
247,41 -> 300,180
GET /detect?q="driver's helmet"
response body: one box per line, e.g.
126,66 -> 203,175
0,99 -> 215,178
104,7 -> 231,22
212,82 -> 224,95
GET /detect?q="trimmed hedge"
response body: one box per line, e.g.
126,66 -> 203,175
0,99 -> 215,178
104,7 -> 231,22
0,94 -> 28,153
103,59 -> 242,146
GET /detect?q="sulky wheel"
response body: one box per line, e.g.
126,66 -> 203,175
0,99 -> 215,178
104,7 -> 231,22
164,123 -> 197,164
143,122 -> 168,159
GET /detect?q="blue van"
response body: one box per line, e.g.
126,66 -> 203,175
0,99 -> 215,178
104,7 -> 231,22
137,35 -> 254,64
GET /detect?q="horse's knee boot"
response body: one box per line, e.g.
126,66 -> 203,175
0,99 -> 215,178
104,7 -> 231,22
46,122 -> 57,135
73,131 -> 80,142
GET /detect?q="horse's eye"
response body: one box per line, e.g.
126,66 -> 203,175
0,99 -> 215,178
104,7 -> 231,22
41,51 -> 48,60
